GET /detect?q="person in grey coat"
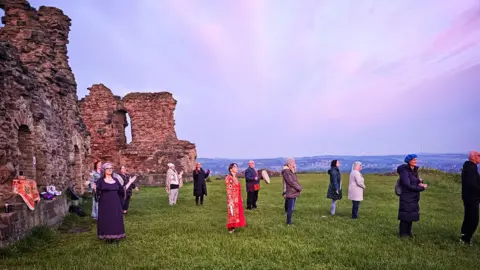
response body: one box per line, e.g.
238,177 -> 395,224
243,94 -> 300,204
282,157 -> 302,225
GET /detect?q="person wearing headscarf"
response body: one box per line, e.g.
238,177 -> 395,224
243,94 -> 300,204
460,150 -> 480,245
92,163 -> 134,243
397,154 -> 428,237
165,163 -> 183,205
90,159 -> 102,220
327,160 -> 342,215
348,161 -> 366,219
282,157 -> 302,225
225,163 -> 246,233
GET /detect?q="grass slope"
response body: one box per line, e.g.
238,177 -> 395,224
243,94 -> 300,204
1,173 -> 478,269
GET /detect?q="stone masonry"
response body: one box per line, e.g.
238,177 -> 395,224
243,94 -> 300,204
79,84 -> 197,186
0,0 -> 90,247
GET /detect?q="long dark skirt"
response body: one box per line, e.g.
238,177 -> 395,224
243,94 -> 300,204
97,185 -> 126,240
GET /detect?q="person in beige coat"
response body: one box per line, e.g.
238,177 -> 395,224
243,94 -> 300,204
165,163 -> 183,205
348,161 -> 366,219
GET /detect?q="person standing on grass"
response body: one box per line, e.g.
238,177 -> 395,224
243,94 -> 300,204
397,154 -> 428,238
225,163 -> 246,233
348,161 -> 366,219
93,163 -> 134,243
245,160 -> 260,210
90,159 -> 102,220
193,162 -> 210,206
165,163 -> 183,206
460,150 -> 480,245
119,165 -> 137,214
327,160 -> 342,215
282,157 -> 302,225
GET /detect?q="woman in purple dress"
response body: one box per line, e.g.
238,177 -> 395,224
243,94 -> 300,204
93,163 -> 132,243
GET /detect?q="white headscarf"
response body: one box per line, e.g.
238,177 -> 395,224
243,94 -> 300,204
351,161 -> 362,171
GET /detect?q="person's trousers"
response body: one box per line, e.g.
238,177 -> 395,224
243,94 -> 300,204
330,200 -> 337,215
247,190 -> 259,209
195,195 -> 204,205
123,196 -> 131,211
286,198 -> 296,224
352,201 -> 360,219
91,198 -> 98,219
169,188 -> 179,205
399,220 -> 413,237
461,199 -> 480,243
284,199 -> 288,213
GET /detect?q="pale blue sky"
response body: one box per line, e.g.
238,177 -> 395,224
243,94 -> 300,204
7,0 -> 480,158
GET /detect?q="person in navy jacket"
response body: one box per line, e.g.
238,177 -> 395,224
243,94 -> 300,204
245,160 -> 260,210
397,154 -> 428,237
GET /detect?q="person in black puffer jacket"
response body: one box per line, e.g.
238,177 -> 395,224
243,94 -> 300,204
397,154 -> 428,237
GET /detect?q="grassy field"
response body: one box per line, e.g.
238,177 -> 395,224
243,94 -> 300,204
1,172 -> 479,269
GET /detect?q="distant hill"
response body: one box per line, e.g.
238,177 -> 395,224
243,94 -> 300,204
198,153 -> 468,175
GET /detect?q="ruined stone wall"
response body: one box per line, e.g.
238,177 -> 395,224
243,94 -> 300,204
123,92 -> 177,146
80,85 -> 197,186
0,0 -> 90,247
78,84 -> 123,165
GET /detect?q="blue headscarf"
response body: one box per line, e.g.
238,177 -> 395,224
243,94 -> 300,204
404,154 -> 417,163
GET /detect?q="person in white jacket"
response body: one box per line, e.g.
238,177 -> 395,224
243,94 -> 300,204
348,161 -> 366,219
165,163 -> 183,205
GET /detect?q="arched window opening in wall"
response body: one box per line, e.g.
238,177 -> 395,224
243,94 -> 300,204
74,145 -> 83,194
125,113 -> 132,144
113,110 -> 132,146
0,8 -> 5,27
18,125 -> 36,179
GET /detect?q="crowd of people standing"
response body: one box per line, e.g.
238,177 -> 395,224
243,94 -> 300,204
87,150 -> 480,246
223,151 -> 480,245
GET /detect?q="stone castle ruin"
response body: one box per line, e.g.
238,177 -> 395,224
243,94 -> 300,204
79,84 -> 197,186
0,0 -> 196,247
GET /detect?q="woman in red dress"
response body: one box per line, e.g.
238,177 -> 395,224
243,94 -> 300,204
225,163 -> 246,233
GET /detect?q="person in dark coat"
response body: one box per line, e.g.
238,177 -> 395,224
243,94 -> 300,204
119,166 -> 136,214
245,160 -> 260,209
282,157 -> 302,225
460,150 -> 480,245
397,154 -> 428,237
327,160 -> 342,215
192,162 -> 210,206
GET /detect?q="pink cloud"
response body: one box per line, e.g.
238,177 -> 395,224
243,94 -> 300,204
426,6 -> 480,56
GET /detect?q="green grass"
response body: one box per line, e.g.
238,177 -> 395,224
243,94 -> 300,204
0,173 -> 478,269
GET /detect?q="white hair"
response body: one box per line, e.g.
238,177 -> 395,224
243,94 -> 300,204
286,157 -> 295,165
351,161 -> 362,171
167,163 -> 175,168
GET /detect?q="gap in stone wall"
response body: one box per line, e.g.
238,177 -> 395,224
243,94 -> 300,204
0,8 -> 4,27
112,110 -> 132,147
17,125 -> 35,179
126,112 -> 132,144
73,145 -> 83,193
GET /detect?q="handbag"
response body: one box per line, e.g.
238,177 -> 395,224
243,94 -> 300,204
394,178 -> 401,196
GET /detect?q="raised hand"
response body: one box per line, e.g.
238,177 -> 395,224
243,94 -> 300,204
128,175 -> 137,183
